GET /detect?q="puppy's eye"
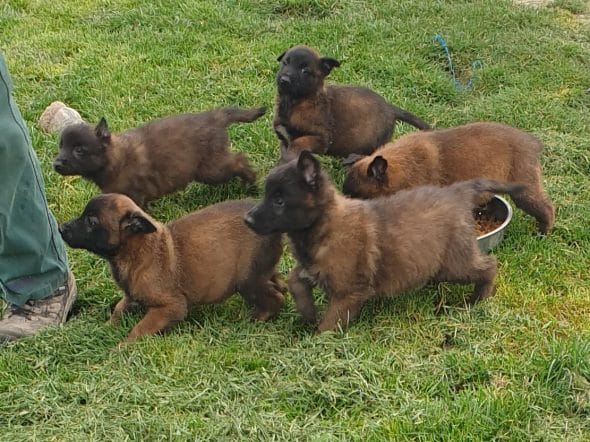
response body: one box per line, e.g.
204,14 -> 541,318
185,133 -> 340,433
87,216 -> 99,228
301,67 -> 310,75
73,145 -> 85,156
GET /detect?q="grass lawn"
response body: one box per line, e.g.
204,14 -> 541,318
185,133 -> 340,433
1,0 -> 590,440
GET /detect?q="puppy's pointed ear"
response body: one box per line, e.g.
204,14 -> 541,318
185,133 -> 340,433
297,150 -> 321,189
277,50 -> 287,62
367,156 -> 388,181
319,57 -> 340,75
121,211 -> 157,234
95,117 -> 111,141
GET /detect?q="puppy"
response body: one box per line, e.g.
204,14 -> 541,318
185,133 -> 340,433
342,122 -> 555,234
245,151 -> 524,333
54,106 -> 266,207
273,45 -> 431,162
60,194 -> 285,341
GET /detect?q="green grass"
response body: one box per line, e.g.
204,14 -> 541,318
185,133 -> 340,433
1,0 -> 590,440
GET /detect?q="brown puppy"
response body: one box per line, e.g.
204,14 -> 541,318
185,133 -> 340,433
273,45 -> 430,162
54,106 -> 266,207
60,194 -> 285,341
245,151 -> 524,333
342,122 -> 555,234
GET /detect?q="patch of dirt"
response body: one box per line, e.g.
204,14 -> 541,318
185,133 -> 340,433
513,0 -> 552,5
513,0 -> 590,26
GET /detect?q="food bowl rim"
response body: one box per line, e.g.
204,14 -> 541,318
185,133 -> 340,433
476,194 -> 513,241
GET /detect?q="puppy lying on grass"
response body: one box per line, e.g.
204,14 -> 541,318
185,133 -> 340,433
245,151 -> 524,333
54,106 -> 265,207
342,122 -> 555,234
273,45 -> 430,162
60,194 -> 285,341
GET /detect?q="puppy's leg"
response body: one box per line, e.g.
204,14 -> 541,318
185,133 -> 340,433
270,273 -> 288,294
126,300 -> 187,341
510,187 -> 555,234
288,266 -> 318,324
280,135 -> 329,164
230,153 -> 256,184
317,293 -> 366,333
200,154 -> 256,185
239,277 -> 286,321
110,294 -> 134,326
466,255 -> 498,305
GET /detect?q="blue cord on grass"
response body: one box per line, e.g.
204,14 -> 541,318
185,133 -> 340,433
433,34 -> 482,91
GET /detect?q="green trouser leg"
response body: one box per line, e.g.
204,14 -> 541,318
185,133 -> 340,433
0,53 -> 69,307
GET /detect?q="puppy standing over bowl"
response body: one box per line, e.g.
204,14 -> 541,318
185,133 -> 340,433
342,122 -> 555,234
245,151 -> 525,333
54,106 -> 266,207
273,45 -> 431,163
60,195 -> 285,341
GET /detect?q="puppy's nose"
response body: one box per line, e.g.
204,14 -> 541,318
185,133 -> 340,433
279,75 -> 291,85
53,159 -> 65,172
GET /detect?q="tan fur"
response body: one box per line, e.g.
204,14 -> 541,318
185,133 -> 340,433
245,153 -> 525,332
343,122 -> 555,233
62,195 -> 285,341
287,178 -> 515,332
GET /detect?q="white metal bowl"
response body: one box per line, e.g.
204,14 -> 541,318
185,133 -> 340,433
476,195 -> 514,252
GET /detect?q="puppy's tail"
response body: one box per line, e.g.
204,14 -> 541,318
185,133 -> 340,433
392,105 -> 431,130
220,106 -> 267,125
460,178 -> 527,204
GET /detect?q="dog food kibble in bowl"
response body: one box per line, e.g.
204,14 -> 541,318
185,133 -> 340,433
475,195 -> 514,252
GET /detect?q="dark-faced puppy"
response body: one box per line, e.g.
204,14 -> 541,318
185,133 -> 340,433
273,46 -> 431,162
342,122 -> 555,234
54,106 -> 266,207
60,194 -> 285,342
245,151 -> 524,333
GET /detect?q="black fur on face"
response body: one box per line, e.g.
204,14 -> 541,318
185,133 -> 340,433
342,170 -> 361,199
59,195 -> 156,258
276,46 -> 340,98
244,151 -> 325,235
53,118 -> 111,178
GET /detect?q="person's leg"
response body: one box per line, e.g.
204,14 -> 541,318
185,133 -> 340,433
0,53 -> 76,341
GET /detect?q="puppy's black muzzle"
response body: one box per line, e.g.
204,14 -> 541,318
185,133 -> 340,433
53,159 -> 72,175
244,206 -> 273,235
277,75 -> 292,93
58,221 -> 76,245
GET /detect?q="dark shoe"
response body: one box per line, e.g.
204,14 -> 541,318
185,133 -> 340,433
0,271 -> 76,342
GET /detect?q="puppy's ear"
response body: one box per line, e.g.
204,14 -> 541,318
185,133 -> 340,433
342,153 -> 365,167
121,212 -> 157,234
95,117 -> 111,141
277,50 -> 287,62
319,57 -> 340,75
297,150 -> 321,189
367,156 -> 388,181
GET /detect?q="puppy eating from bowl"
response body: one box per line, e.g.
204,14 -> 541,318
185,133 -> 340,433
342,122 -> 555,234
245,151 -> 524,333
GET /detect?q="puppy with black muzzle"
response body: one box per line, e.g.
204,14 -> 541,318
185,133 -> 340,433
54,106 -> 266,207
342,122 -> 555,234
273,45 -> 431,163
60,194 -> 285,341
245,151 -> 524,333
